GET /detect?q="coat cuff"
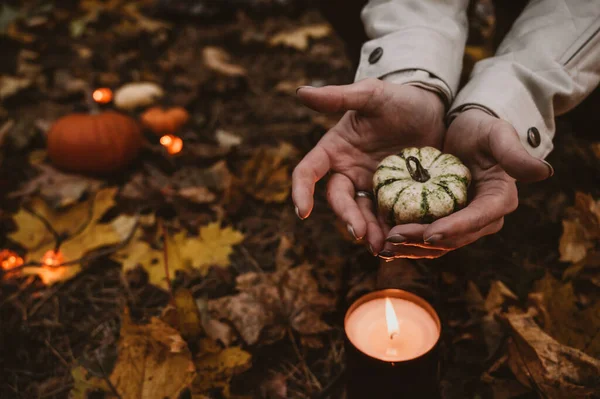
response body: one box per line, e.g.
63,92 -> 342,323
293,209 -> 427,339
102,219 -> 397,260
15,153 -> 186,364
448,65 -> 554,159
382,70 -> 452,109
355,27 -> 463,102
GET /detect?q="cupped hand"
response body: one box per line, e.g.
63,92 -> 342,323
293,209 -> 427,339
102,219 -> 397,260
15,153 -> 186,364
381,108 -> 554,259
292,78 -> 446,253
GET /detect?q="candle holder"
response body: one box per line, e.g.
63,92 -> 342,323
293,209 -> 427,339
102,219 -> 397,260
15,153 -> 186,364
344,289 -> 442,399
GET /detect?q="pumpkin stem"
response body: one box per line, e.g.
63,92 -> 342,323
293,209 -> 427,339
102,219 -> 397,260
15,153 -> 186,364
406,156 -> 430,183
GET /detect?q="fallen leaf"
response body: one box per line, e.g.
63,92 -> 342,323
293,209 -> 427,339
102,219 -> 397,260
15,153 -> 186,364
172,288 -> 203,340
530,273 -> 600,357
269,24 -> 332,51
122,3 -> 171,34
193,344 -> 251,397
114,221 -> 244,289
240,146 -> 293,203
177,186 -> 216,204
109,311 -> 196,399
69,365 -> 112,399
559,192 -> 600,263
10,188 -> 136,284
209,264 -> 335,345
182,222 -> 245,275
505,310 -> 600,399
0,75 -> 33,100
9,162 -> 102,209
203,46 -> 247,77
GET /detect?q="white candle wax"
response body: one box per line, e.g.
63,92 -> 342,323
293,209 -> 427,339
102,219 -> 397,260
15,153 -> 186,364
345,297 -> 440,362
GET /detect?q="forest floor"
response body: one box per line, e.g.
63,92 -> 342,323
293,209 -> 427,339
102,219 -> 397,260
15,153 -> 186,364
1,1 -> 599,398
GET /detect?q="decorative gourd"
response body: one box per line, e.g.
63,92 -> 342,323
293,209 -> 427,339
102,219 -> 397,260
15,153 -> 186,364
373,147 -> 471,225
113,82 -> 163,110
47,111 -> 143,174
141,106 -> 189,135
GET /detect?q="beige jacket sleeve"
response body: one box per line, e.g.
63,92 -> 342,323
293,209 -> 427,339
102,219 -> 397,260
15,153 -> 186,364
355,0 -> 469,105
450,0 -> 600,159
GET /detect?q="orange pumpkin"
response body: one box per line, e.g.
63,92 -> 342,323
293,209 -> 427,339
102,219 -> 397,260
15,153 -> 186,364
141,106 -> 189,135
47,111 -> 143,174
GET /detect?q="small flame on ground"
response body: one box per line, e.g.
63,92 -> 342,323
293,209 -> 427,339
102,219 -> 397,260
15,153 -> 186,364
1,250 -> 23,271
385,297 -> 400,339
42,250 -> 63,267
160,134 -> 183,155
92,88 -> 113,104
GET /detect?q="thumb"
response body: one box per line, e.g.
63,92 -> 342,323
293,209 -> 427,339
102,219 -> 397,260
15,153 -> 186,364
488,121 -> 554,182
296,78 -> 384,114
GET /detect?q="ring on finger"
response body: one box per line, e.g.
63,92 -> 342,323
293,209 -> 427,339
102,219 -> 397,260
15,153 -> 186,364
355,190 -> 374,201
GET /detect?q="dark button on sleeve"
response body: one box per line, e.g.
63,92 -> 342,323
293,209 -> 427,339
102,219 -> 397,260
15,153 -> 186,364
527,127 -> 541,147
368,47 -> 383,64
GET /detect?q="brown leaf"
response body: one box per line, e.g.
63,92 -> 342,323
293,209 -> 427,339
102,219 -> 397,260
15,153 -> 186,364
260,373 -> 288,399
505,311 -> 600,399
107,311 -> 195,399
203,47 -> 246,77
193,342 -> 252,397
241,145 -> 296,203
530,273 -> 600,357
269,24 -> 332,51
209,264 -> 335,345
559,193 -> 600,263
9,162 -> 102,209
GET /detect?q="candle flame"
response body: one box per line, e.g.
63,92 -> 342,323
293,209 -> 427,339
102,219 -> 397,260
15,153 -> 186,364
385,297 -> 400,338
1,250 -> 23,271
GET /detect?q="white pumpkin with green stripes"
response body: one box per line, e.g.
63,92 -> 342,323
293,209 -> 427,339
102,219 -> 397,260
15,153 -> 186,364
373,147 -> 471,225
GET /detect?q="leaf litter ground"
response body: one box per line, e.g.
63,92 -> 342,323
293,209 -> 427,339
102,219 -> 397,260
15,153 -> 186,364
1,1 -> 600,398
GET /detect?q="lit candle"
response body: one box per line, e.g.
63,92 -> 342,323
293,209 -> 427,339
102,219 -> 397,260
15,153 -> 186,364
160,134 -> 183,155
344,289 -> 442,398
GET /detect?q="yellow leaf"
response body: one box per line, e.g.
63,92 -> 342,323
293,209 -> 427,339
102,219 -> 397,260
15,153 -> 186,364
269,24 -> 331,51
109,311 -> 196,399
172,288 -> 203,340
193,345 -> 251,397
9,188 -> 136,285
182,222 -> 245,275
114,221 -> 244,289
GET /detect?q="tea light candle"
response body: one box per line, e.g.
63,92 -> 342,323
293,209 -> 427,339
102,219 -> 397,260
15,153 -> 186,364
344,289 -> 442,399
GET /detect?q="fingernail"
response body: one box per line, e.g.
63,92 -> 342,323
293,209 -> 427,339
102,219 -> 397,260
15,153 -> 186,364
386,234 -> 407,244
295,206 -> 306,220
347,224 -> 358,240
379,250 -> 396,259
296,85 -> 311,94
368,244 -> 378,256
541,160 -> 554,177
424,234 -> 443,245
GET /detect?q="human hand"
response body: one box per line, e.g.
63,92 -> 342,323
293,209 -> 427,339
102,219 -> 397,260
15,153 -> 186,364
292,78 -> 446,253
381,108 -> 554,259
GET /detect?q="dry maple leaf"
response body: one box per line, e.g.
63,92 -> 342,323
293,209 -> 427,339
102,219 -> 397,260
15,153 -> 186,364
161,288 -> 204,341
209,264 -> 336,345
504,310 -> 600,399
193,341 -> 252,397
269,24 -> 332,51
10,188 -> 136,285
241,145 -> 296,203
110,311 -> 195,399
559,192 -> 600,263
114,221 -> 244,289
203,46 -> 246,77
529,273 -> 600,358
